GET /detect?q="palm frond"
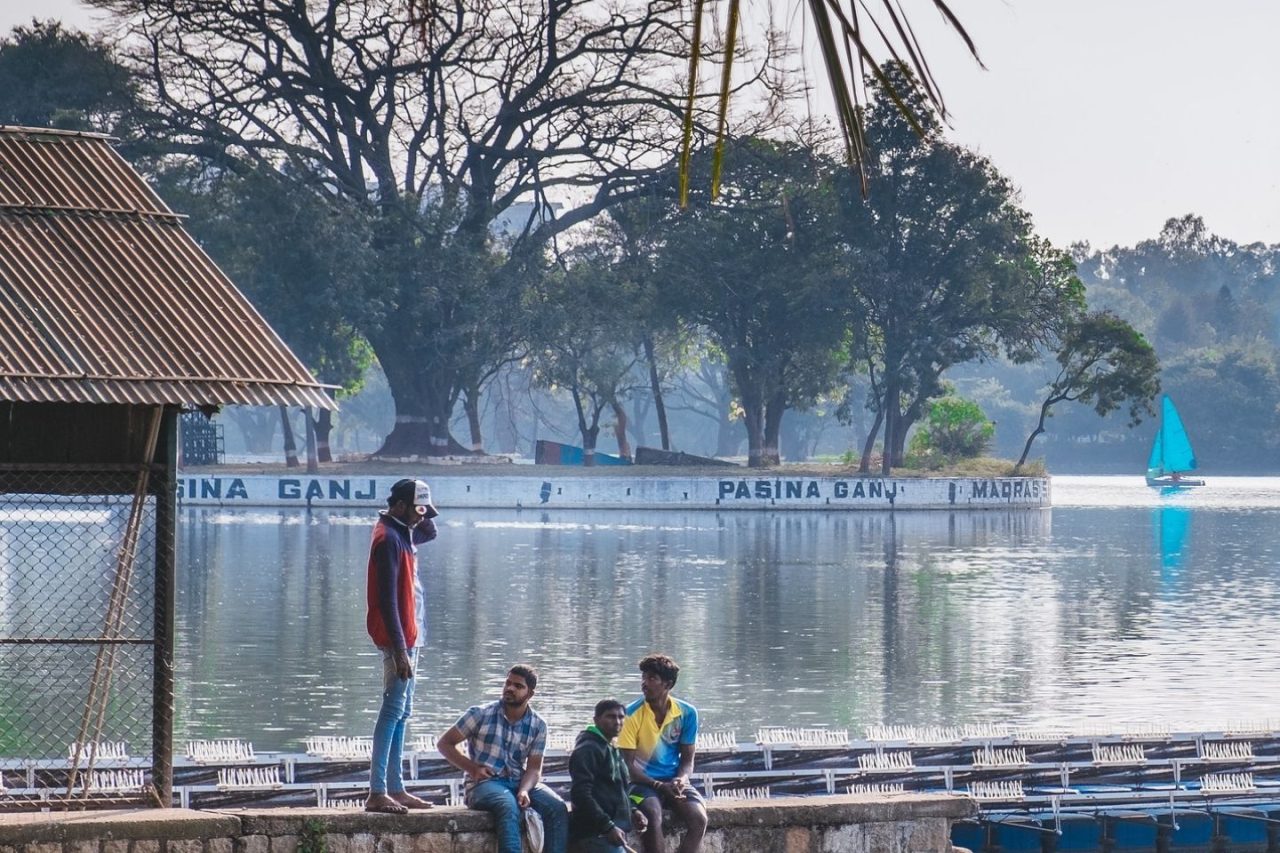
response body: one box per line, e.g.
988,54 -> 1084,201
686,0 -> 982,201
709,0 -> 742,201
679,0 -> 709,207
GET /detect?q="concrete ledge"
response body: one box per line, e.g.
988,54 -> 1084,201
0,809 -> 239,845
230,794 -> 975,833
232,807 -> 492,835
0,794 -> 977,853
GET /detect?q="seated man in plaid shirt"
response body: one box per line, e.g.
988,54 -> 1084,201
437,664 -> 568,853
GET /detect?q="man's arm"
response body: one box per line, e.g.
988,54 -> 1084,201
372,537 -> 411,677
436,725 -> 494,781
516,752 -> 543,807
673,742 -> 696,791
621,747 -> 665,791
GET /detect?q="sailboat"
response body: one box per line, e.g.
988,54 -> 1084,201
1146,395 -> 1205,487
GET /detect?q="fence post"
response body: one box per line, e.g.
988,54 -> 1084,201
152,406 -> 179,806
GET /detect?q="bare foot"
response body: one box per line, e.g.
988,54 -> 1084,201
391,791 -> 434,810
365,793 -> 408,814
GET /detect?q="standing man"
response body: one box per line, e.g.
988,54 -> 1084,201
618,654 -> 707,853
365,478 -> 438,814
437,665 -> 568,853
569,699 -> 649,852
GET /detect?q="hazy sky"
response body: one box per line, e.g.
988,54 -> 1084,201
3,0 -> 1277,250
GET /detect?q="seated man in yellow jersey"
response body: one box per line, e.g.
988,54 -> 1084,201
617,654 -> 707,853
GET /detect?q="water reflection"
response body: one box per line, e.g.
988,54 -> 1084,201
1156,505 -> 1191,581
160,481 -> 1280,752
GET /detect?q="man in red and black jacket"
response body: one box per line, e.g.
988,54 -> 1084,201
365,477 -> 438,814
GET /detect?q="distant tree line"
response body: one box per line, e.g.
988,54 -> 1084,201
1,14 -> 1168,470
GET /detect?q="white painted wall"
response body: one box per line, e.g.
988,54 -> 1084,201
176,473 -> 1050,510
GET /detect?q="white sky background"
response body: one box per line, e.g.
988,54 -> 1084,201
4,0 -> 1279,250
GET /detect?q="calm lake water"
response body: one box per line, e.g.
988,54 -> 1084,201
173,476 -> 1280,752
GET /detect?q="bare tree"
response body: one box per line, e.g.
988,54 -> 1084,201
95,0 -> 707,456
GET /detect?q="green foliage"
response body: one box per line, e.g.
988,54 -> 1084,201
155,163 -> 377,395
839,63 -> 1084,470
0,20 -> 137,134
1076,214 -> 1280,355
1161,342 -> 1280,460
525,241 -> 643,454
908,397 -> 995,464
298,819 -> 328,853
1016,310 -> 1161,469
648,137 -> 852,466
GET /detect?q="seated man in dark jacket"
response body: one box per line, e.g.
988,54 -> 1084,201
569,699 -> 648,853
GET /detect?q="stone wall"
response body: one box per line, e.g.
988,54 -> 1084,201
0,795 -> 975,853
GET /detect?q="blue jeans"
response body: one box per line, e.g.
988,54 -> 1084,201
469,777 -> 568,853
369,647 -> 416,794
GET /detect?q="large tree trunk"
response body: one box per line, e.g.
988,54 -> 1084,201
889,411 -> 909,469
643,335 -> 671,451
859,408 -> 884,474
762,393 -> 786,467
314,408 -> 334,463
463,384 -> 484,454
740,384 -> 778,468
880,379 -> 900,475
304,409 -> 319,474
375,361 -> 470,457
1016,396 -> 1057,470
573,384 -> 606,466
280,405 -> 300,468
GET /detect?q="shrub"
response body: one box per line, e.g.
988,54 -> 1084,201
908,397 -> 995,462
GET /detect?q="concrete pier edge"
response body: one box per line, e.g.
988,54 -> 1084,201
0,794 -> 977,852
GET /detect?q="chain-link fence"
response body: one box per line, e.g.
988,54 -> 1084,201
0,466 -> 173,808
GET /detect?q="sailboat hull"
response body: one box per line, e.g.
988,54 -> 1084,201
1146,476 -> 1205,488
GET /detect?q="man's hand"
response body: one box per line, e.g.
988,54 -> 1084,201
471,763 -> 496,781
394,649 -> 413,680
672,775 -> 691,795
606,825 -> 627,845
631,809 -> 648,833
516,789 -> 531,808
659,778 -> 687,800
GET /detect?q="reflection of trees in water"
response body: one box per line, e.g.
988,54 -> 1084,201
140,504 -> 1280,750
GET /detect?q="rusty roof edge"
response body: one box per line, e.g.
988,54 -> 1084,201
0,202 -> 187,221
0,126 -> 117,142
0,378 -> 339,411
0,370 -> 339,391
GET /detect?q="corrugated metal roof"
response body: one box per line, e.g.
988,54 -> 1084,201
0,126 -> 335,410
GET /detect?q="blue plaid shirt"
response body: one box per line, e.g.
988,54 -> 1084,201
454,700 -> 547,793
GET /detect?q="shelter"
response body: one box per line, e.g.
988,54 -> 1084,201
0,126 -> 334,808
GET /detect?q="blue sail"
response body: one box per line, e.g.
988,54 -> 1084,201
1147,395 -> 1197,477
